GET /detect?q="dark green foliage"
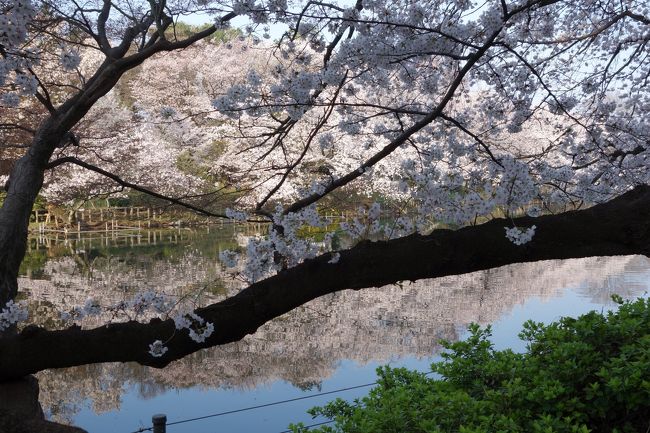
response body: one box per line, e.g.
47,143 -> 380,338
290,297 -> 650,433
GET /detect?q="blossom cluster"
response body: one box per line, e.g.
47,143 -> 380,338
0,300 -> 29,331
147,310 -> 215,357
60,290 -> 172,323
148,340 -> 168,357
54,289 -> 213,358
172,310 -> 215,343
505,225 -> 537,246
60,50 -> 81,71
0,0 -> 36,104
219,204 -> 335,282
340,203 -> 383,239
225,208 -> 248,221
3,0 -> 650,357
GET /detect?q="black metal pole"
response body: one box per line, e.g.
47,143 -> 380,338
152,414 -> 167,433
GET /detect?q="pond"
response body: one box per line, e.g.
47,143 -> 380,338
17,226 -> 650,433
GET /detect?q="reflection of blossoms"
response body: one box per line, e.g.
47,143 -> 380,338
159,106 -> 177,118
20,243 -> 241,332
219,250 -> 239,268
83,298 -> 101,316
0,300 -> 29,331
34,255 -> 650,422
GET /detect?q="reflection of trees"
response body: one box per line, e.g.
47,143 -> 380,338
19,252 -> 229,329
31,255 -> 650,423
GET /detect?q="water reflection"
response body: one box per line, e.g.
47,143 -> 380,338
17,229 -> 650,425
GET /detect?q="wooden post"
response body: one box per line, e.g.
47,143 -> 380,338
152,414 -> 166,433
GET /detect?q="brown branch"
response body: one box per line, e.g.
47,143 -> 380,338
439,113 -> 503,167
284,26 -> 504,215
96,0 -> 112,51
1,185 -> 649,380
45,156 -> 230,219
255,73 -> 347,212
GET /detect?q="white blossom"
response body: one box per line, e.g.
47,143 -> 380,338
148,340 -> 168,357
505,225 -> 537,246
328,252 -> 340,264
188,322 -> 214,343
172,310 -> 215,343
60,50 -> 81,71
225,208 -> 248,222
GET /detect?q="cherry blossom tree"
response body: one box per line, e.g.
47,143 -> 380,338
1,0 -> 649,381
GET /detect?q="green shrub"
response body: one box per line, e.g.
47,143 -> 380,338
290,297 -> 650,433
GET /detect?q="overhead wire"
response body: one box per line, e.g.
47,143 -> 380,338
129,381 -> 377,433
129,370 -> 436,433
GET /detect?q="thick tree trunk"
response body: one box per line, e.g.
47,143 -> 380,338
0,376 -> 87,433
0,125 -> 62,307
0,61 -> 131,309
1,185 -> 649,381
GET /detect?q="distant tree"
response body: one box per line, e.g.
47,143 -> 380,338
0,0 -> 649,383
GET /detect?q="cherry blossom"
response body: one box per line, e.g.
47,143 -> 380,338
1,0 -> 649,362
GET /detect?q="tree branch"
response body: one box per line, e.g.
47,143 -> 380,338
1,185 -> 649,380
96,0 -> 112,52
45,156 -> 229,219
284,26 -> 503,215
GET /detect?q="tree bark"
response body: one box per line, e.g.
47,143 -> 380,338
0,63 -> 162,308
0,23 -> 231,310
0,61 -> 115,308
0,121 -> 63,306
1,184 -> 649,381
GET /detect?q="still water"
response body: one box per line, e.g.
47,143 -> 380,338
17,226 -> 650,433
